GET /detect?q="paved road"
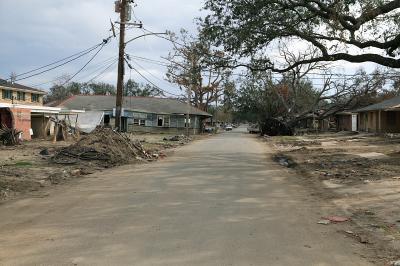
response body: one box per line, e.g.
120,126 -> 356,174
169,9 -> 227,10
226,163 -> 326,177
0,129 -> 372,265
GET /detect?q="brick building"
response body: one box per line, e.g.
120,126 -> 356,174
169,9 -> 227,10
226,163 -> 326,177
0,79 -> 60,140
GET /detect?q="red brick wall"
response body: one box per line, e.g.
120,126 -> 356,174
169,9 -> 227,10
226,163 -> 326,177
10,108 -> 31,141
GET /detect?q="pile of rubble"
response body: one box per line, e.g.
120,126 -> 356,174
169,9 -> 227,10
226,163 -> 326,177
163,135 -> 191,144
52,127 -> 152,166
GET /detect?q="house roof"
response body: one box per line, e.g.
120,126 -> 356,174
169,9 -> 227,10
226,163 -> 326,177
52,95 -> 212,116
355,96 -> 400,112
0,79 -> 47,95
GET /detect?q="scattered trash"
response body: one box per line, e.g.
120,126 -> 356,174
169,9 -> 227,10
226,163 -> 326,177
392,260 -> 400,266
317,219 -> 331,225
39,148 -> 50,156
163,135 -> 191,143
342,230 -> 371,244
273,154 -> 297,168
323,216 -> 349,223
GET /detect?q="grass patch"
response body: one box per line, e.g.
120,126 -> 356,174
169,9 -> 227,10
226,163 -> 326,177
3,161 -> 34,168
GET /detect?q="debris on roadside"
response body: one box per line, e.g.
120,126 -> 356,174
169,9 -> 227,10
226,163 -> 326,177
392,260 -> 400,266
0,125 -> 21,146
317,219 -> 331,225
163,135 -> 191,143
323,216 -> 350,223
273,154 -> 297,168
51,127 -> 152,166
342,230 -> 371,244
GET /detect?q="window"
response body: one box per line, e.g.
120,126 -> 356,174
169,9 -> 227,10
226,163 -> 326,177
2,90 -> 13,100
17,91 -> 25,101
31,93 -> 40,102
133,119 -> 146,126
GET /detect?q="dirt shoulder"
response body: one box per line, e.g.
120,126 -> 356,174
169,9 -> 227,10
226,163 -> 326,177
0,131 -> 210,203
266,132 -> 400,265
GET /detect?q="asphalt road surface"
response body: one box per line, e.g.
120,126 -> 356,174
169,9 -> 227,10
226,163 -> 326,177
0,128 -> 372,265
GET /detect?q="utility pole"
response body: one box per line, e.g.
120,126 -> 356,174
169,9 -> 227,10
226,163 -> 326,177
186,53 -> 196,137
186,87 -> 191,137
115,0 -> 127,131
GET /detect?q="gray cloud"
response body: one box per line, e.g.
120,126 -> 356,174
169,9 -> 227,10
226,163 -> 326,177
0,0 -> 205,95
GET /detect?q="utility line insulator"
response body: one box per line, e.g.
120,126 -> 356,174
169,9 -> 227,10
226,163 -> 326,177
114,0 -> 122,13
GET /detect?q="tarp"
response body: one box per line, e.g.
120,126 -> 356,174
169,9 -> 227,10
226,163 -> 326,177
74,111 -> 104,134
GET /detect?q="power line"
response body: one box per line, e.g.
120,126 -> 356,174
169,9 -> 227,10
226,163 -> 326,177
85,59 -> 118,84
58,42 -> 108,87
30,56 -> 118,87
14,38 -> 111,82
74,56 -> 118,82
128,64 -> 181,97
130,58 -> 169,84
12,43 -> 103,79
142,27 -> 184,47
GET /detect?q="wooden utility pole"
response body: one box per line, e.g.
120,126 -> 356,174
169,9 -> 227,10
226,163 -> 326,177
186,87 -> 191,137
115,0 -> 127,131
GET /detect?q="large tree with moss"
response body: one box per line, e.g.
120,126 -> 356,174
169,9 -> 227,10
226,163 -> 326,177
201,0 -> 400,71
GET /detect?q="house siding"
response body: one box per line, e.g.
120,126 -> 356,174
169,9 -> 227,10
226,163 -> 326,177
0,88 -> 44,106
358,110 -> 400,133
112,111 -> 204,134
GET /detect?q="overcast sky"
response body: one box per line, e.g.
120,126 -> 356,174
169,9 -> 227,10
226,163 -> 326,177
0,1 -> 380,95
0,0 -> 205,95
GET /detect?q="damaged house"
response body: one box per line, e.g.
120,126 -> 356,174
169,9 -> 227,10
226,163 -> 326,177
0,79 -> 61,140
356,95 -> 400,133
52,95 -> 212,134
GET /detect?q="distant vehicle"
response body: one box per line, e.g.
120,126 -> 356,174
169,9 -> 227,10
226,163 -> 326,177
204,126 -> 214,133
225,124 -> 233,131
247,124 -> 260,134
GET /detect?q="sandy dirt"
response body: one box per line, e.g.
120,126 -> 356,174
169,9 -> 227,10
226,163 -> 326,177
0,132 -> 202,203
0,129 -> 374,265
268,132 -> 400,263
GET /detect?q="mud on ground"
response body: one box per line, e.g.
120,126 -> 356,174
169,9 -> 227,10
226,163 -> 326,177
0,132 -> 202,202
267,132 -> 400,264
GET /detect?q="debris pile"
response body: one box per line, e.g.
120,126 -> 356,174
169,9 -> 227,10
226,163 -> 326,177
163,135 -> 191,144
0,124 -> 21,146
52,127 -> 151,165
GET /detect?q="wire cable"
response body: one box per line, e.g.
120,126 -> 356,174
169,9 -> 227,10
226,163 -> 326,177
58,42 -> 108,87
14,42 -> 106,82
85,59 -> 118,84
12,43 -> 104,79
128,65 -> 181,97
130,59 -> 169,84
30,56 -> 118,87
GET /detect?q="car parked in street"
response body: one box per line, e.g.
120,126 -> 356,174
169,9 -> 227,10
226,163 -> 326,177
247,123 -> 260,134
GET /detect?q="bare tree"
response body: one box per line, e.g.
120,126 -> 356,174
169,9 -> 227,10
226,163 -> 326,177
165,29 -> 231,111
